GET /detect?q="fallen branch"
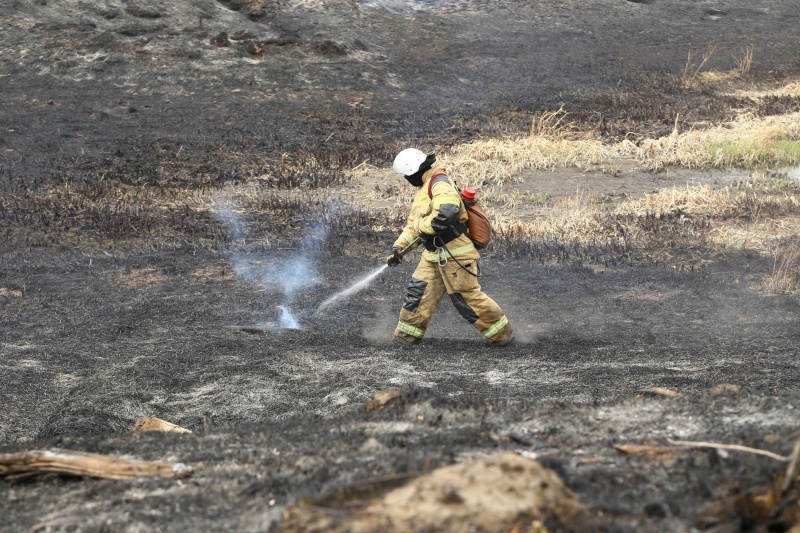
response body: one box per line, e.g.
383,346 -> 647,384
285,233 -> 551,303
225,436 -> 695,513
666,439 -> 789,462
615,444 -> 676,455
614,443 -> 678,460
638,387 -> 687,399
780,438 -> 800,496
0,449 -> 193,482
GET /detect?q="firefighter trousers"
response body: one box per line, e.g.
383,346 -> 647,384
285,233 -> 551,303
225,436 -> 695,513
394,257 -> 512,344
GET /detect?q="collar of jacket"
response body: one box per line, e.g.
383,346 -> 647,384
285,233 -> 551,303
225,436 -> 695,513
420,164 -> 446,187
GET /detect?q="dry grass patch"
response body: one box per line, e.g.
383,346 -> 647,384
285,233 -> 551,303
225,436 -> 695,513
765,239 -> 800,293
713,218 -> 796,254
489,172 -> 800,269
496,208 -> 605,245
634,113 -> 800,171
352,110 -> 800,197
614,178 -> 800,253
349,108 -> 800,194
439,109 -> 614,186
616,174 -> 800,219
681,45 -> 752,87
695,70 -> 742,86
615,185 -> 723,216
779,82 -> 800,96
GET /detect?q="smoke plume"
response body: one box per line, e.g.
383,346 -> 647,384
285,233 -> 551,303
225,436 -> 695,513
215,200 -> 327,329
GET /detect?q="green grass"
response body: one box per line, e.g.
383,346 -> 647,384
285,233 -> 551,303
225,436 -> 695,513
708,139 -> 800,167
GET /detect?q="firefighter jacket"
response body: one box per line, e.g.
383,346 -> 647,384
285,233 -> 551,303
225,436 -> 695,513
393,165 -> 479,263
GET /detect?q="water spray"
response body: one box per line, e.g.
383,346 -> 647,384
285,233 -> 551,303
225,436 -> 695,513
314,237 -> 421,314
216,194 -> 424,327
315,264 -> 388,313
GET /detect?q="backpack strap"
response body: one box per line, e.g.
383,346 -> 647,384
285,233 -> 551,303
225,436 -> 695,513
423,172 -> 467,246
427,172 -> 451,199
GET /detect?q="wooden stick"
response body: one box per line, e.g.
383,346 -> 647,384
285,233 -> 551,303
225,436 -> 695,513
0,449 -> 193,481
780,439 -> 800,495
614,444 -> 676,457
638,387 -> 687,399
666,439 -> 789,462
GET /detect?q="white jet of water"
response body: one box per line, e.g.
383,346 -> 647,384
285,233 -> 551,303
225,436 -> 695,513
315,265 -> 388,313
279,305 -> 301,329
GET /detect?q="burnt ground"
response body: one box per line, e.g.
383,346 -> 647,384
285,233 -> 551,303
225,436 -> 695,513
2,0 -> 800,531
1,249 -> 800,531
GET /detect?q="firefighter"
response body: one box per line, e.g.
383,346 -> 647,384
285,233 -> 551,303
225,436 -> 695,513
386,148 -> 514,346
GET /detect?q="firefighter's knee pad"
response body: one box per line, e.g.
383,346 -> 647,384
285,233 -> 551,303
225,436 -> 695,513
402,277 -> 427,313
449,293 -> 479,324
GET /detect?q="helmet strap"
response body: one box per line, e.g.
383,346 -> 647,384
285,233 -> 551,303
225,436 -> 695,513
405,174 -> 424,187
404,153 -> 436,187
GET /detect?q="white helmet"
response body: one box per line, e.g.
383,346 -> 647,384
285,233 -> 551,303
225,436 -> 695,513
392,148 -> 427,176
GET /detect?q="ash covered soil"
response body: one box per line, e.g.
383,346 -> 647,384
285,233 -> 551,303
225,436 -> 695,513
2,0 -> 800,531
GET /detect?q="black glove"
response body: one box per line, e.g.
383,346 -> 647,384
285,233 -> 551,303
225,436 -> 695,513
386,246 -> 403,267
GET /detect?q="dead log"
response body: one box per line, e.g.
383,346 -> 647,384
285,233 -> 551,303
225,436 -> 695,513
0,449 -> 193,482
132,416 -> 192,434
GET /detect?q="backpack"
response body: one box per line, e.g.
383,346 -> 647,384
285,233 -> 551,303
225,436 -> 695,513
428,173 -> 492,249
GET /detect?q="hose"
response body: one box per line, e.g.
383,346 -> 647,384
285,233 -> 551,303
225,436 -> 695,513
433,236 -> 481,278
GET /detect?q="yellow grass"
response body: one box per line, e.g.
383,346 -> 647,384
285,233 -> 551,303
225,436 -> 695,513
695,70 -> 741,86
633,112 -> 800,171
765,240 -> 800,293
440,137 -> 610,186
780,82 -> 800,96
617,180 -> 800,248
367,111 -> 800,189
350,107 -> 800,190
487,175 -> 800,260
615,184 -> 748,218
439,109 -> 612,186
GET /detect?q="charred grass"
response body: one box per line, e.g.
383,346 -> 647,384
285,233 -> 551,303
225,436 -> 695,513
4,6 -> 800,531
3,154 -> 800,281
0,143 -> 402,253
766,237 -> 800,293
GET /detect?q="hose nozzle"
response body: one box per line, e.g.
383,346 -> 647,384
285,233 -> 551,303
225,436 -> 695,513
397,236 -> 421,257
387,237 -> 421,267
